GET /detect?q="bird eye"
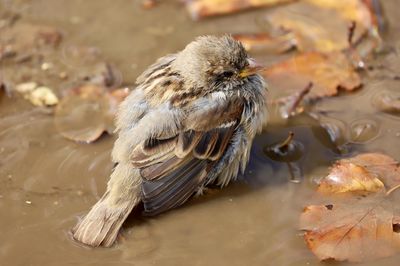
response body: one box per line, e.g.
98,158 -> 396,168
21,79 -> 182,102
222,71 -> 234,78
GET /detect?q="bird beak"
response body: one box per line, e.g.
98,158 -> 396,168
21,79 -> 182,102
239,58 -> 264,78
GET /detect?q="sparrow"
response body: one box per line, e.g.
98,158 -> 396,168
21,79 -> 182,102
72,35 -> 268,247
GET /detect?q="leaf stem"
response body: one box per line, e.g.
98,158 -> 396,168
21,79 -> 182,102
386,184 -> 400,196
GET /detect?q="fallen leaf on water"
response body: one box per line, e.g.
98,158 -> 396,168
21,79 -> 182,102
142,0 -> 158,9
184,0 -> 294,20
233,32 -> 296,54
318,153 -> 400,194
306,0 -> 373,29
54,84 -> 129,143
265,0 -> 377,53
263,52 -> 362,100
300,198 -> 400,262
346,153 -> 400,191
318,161 -> 384,194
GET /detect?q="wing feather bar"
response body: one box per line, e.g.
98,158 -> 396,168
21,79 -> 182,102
142,158 -> 207,216
193,130 -> 219,159
175,130 -> 202,158
131,136 -> 178,168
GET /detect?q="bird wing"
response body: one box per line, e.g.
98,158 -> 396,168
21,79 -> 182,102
130,95 -> 243,216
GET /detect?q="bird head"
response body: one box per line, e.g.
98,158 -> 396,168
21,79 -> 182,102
172,35 -> 264,91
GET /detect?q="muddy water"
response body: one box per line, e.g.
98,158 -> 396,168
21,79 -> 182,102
1,0 -> 400,265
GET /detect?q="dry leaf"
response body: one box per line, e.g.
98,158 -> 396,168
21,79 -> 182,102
302,153 -> 400,262
318,162 -> 384,194
347,153 -> 400,191
54,85 -> 129,143
318,153 -> 400,194
142,0 -> 158,9
263,52 -> 361,100
300,199 -> 400,262
184,0 -> 294,20
233,33 -> 296,54
306,0 -> 373,29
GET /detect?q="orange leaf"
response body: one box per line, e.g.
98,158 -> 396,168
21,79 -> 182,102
233,33 -> 296,54
263,52 -> 361,100
184,0 -> 294,20
300,199 -> 400,262
266,0 -> 376,53
318,153 -> 400,194
346,153 -> 400,191
318,162 -> 384,194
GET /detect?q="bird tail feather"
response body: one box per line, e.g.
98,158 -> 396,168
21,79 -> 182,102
72,163 -> 141,247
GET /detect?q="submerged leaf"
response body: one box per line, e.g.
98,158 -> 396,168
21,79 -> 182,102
263,52 -> 361,100
300,199 -> 400,262
54,85 -> 129,143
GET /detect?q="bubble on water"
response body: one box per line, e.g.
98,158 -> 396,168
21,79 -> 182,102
372,90 -> 400,115
350,118 -> 380,144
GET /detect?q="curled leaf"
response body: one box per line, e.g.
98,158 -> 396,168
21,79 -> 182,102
318,162 -> 384,194
347,153 -> 400,190
318,153 -> 400,194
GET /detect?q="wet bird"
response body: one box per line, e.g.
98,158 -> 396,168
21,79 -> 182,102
72,35 -> 268,247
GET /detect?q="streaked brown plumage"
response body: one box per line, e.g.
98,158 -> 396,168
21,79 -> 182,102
72,35 -> 268,247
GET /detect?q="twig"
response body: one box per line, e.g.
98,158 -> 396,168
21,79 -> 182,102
348,21 -> 357,46
286,82 -> 313,116
277,131 -> 294,152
